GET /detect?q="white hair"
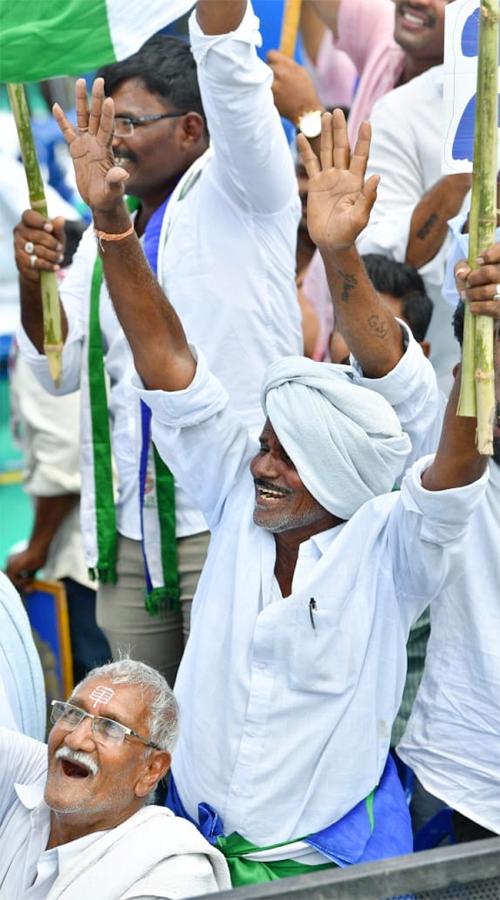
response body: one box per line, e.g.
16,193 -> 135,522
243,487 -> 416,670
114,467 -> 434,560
73,657 -> 179,754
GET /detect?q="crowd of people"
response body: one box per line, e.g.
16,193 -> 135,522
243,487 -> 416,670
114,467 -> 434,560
2,0 -> 499,897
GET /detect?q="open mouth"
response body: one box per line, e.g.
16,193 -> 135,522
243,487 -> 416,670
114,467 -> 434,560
60,759 -> 92,779
398,5 -> 432,30
254,481 -> 291,505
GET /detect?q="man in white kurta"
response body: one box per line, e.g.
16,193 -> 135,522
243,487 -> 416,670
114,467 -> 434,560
15,0 -> 302,677
51,76 -> 490,879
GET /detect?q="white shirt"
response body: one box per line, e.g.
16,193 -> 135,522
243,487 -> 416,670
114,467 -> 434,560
17,1 -> 302,547
135,350 -> 487,847
398,460 -> 500,834
356,65 -> 469,393
9,354 -> 93,589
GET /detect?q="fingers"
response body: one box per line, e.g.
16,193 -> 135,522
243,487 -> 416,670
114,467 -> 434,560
477,242 -> 500,266
352,174 -> 379,230
320,111 -> 333,172
468,298 -> 500,318
97,96 -> 115,148
89,77 -> 105,137
53,102 -> 77,145
14,211 -> 65,280
75,77 -> 90,131
349,120 -> 371,179
331,108 -> 350,170
297,132 -> 320,178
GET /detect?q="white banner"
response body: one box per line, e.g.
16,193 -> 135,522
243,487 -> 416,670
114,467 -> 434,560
442,0 -> 500,174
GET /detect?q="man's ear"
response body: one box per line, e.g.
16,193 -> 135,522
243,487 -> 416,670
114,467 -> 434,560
135,751 -> 171,799
180,111 -> 205,147
420,339 -> 431,359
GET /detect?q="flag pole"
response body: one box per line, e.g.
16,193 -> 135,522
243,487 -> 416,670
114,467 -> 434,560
279,0 -> 303,57
7,84 -> 63,387
457,0 -> 498,454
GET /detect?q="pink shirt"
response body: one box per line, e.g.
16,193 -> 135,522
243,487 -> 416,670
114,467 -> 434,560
304,0 -> 405,359
307,32 -> 357,111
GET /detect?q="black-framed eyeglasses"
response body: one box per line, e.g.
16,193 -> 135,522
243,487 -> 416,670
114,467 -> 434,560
50,700 -> 161,750
113,112 -> 187,137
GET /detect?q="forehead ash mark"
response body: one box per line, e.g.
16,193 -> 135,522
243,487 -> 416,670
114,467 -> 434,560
89,685 -> 115,708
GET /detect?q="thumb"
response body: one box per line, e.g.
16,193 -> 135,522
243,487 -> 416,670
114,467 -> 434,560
360,174 -> 380,214
106,166 -> 130,190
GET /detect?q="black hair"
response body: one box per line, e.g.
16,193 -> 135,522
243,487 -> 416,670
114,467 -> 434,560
96,34 -> 207,132
452,300 -> 465,346
362,253 -> 434,343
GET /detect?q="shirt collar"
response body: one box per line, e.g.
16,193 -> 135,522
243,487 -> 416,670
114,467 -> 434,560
15,774 -> 46,811
309,522 -> 346,557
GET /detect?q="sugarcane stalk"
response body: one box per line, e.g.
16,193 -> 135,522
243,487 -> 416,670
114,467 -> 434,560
457,0 -> 498,455
279,0 -> 303,57
7,83 -> 62,386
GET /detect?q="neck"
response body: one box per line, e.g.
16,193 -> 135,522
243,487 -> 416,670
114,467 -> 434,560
46,802 -> 142,850
133,182 -> 179,238
274,513 -> 342,597
400,54 -> 441,85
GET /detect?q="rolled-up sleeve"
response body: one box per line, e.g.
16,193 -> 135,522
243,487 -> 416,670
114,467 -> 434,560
389,455 -> 489,630
189,1 -> 298,215
133,350 -> 255,530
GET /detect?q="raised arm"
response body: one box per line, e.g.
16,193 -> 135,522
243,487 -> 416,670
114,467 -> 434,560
53,79 -> 195,392
306,0 -> 343,40
196,0 -> 246,34
298,110 -> 403,378
190,0 -> 298,215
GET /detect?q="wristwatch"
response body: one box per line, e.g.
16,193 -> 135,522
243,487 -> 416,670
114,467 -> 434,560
296,109 -> 323,139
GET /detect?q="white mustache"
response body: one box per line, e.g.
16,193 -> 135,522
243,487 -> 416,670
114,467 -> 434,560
56,745 -> 99,777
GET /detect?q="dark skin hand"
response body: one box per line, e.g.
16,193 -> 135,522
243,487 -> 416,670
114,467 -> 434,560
53,78 -> 195,393
298,109 -> 403,378
6,494 -> 78,590
14,212 -> 68,354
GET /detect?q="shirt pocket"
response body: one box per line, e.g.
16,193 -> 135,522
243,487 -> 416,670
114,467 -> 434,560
287,602 -> 358,695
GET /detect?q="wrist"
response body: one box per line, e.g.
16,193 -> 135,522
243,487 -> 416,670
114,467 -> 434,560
319,242 -> 358,261
92,203 -> 131,234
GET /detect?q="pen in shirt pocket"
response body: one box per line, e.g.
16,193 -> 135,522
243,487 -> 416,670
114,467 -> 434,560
309,597 -> 317,630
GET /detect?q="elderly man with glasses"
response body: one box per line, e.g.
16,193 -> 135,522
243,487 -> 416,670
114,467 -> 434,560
0,658 -> 230,899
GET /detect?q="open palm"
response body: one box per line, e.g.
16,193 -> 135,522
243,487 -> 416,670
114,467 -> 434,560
298,110 -> 380,251
53,78 -> 129,213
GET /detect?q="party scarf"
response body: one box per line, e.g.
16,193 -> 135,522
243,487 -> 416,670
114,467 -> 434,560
82,151 -> 212,611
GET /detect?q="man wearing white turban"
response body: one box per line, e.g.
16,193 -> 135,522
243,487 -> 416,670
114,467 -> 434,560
55,86 -> 489,886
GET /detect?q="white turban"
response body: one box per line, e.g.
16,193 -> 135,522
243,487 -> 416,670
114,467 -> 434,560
261,357 -> 411,520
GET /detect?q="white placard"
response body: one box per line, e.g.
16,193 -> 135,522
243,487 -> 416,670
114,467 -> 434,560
443,0 -> 500,174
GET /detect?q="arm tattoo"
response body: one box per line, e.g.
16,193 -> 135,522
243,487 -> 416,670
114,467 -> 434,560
367,314 -> 389,339
337,270 -> 357,304
416,212 -> 439,240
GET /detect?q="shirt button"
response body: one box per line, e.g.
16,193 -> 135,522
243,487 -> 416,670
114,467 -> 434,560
256,662 -> 266,670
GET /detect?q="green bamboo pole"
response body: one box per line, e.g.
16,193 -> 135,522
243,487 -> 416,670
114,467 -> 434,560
457,0 -> 498,455
7,83 -> 62,387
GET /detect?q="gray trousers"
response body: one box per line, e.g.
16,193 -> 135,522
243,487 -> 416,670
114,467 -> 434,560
96,531 -> 210,686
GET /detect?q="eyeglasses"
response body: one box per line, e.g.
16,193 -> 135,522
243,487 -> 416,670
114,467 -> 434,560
50,700 -> 161,750
113,112 -> 187,137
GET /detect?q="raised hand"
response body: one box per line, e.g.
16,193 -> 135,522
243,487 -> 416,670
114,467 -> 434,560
53,78 -> 129,214
297,109 -> 380,251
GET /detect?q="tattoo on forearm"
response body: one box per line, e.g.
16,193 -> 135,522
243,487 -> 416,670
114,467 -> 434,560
336,270 -> 357,304
367,314 -> 389,339
416,212 -> 439,240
